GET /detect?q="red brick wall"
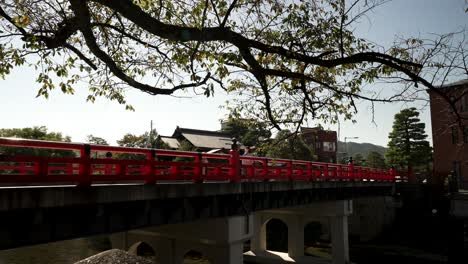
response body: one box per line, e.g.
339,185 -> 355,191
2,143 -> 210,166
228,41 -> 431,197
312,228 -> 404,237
429,85 -> 468,189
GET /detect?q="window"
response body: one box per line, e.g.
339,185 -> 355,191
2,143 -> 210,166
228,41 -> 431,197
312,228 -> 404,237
452,127 -> 459,144
316,141 -> 321,150
461,95 -> 468,112
323,142 -> 336,152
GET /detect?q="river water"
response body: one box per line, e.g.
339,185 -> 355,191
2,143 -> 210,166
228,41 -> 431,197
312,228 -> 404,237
0,238 -> 99,264
0,238 -> 449,264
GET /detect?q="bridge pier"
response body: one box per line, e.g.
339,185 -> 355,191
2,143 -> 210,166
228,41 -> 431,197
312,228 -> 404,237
330,215 -> 349,264
110,215 -> 252,264
288,214 -> 305,258
248,200 -> 353,264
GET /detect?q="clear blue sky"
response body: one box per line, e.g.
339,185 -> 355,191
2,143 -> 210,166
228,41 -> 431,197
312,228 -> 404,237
0,0 -> 466,146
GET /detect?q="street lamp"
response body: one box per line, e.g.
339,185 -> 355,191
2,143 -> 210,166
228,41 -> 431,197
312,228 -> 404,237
344,136 -> 359,162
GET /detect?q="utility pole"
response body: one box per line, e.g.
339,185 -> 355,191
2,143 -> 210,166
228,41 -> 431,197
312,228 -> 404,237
148,120 -> 153,148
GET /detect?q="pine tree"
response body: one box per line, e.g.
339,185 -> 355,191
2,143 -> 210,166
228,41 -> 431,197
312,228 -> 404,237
386,108 -> 432,169
366,151 -> 387,169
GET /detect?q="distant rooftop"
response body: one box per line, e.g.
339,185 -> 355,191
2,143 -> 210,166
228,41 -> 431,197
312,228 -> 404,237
173,127 -> 231,138
159,136 -> 180,149
438,79 -> 468,89
301,126 -> 335,133
173,126 -> 234,149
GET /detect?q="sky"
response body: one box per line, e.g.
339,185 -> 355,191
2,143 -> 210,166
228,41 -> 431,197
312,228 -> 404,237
0,0 -> 466,146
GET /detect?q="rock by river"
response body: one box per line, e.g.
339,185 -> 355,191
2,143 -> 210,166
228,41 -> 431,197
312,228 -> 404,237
75,249 -> 155,264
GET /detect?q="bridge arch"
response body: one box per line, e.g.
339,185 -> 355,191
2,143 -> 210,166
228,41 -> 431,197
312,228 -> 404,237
182,249 -> 212,264
127,241 -> 156,258
265,218 -> 288,252
303,220 -> 327,257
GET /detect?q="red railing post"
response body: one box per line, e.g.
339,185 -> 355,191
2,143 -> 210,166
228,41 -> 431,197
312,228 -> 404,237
347,160 -> 354,180
193,152 -> 203,183
78,144 -> 91,187
227,138 -> 240,182
145,149 -> 156,185
170,164 -> 180,179
104,152 -> 113,175
323,164 -> 329,179
246,159 -> 254,179
229,149 -> 240,182
18,162 -> 26,175
306,162 -> 313,181
337,165 -> 343,180
115,161 -> 126,177
287,160 -> 293,181
33,161 -> 40,175
390,166 -> 396,182
356,167 -> 362,181
36,157 -> 48,180
262,158 -> 268,181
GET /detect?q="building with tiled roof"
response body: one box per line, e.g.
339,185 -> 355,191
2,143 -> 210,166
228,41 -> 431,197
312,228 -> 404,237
172,127 -> 233,151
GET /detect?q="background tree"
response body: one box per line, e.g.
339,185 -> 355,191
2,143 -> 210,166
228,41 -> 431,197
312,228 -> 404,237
353,153 -> 366,166
0,0 -> 465,130
117,133 -> 146,148
221,116 -> 271,147
385,108 -> 432,170
86,135 -> 109,145
0,126 -> 74,157
0,126 -> 71,142
263,130 -> 315,161
116,129 -> 169,160
177,140 -> 196,152
366,151 -> 387,169
86,134 -> 109,159
174,140 -> 197,162
117,129 -> 168,149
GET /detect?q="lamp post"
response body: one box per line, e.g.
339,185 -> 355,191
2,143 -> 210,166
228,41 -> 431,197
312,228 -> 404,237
344,136 -> 359,162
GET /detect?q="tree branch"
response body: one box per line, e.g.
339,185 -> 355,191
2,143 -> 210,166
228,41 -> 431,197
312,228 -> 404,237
221,0 -> 237,28
69,0 -> 209,95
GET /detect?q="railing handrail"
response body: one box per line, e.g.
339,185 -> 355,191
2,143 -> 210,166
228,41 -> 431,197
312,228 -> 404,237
0,137 -> 398,186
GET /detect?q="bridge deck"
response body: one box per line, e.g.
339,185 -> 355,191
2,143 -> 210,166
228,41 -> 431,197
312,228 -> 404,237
0,180 -> 393,250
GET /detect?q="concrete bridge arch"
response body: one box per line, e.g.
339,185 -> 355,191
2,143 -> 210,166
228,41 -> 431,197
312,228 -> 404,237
110,215 -> 251,264
264,217 -> 289,252
180,249 -> 212,264
249,200 -> 352,263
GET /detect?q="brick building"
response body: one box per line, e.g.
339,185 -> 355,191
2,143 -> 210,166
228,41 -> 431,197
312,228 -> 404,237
428,79 -> 468,189
301,127 -> 337,163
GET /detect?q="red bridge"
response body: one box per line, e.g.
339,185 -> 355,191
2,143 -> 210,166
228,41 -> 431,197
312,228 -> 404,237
0,137 -> 402,186
0,137 -> 400,250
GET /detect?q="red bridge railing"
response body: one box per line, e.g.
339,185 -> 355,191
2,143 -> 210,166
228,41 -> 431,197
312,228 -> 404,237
0,137 -> 399,186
